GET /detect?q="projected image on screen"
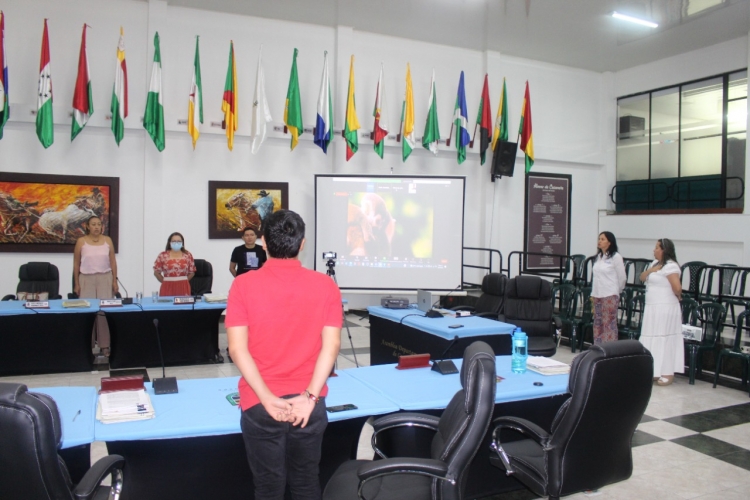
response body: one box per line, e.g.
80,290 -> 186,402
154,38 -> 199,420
316,175 -> 465,291
347,192 -> 433,259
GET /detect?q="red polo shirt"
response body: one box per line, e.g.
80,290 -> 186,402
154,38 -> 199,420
225,258 -> 342,410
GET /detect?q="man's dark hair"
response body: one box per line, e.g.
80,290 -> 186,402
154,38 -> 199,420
242,226 -> 260,237
263,210 -> 305,259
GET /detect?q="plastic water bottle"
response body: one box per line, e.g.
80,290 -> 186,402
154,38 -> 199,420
511,328 -> 528,374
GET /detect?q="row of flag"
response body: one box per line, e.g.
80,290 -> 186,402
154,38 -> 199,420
0,15 -> 534,171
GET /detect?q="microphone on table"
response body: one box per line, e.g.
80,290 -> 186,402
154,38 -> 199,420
152,318 -> 179,395
431,335 -> 460,375
118,278 -> 133,304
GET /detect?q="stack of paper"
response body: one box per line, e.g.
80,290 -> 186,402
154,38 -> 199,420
526,356 -> 571,376
62,299 -> 91,308
96,389 -> 155,424
203,293 -> 228,303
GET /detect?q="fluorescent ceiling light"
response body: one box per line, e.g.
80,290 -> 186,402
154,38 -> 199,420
612,11 -> 659,28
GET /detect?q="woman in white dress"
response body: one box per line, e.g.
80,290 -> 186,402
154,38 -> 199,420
639,238 -> 683,386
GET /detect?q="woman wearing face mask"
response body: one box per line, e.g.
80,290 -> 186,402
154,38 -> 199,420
153,232 -> 196,296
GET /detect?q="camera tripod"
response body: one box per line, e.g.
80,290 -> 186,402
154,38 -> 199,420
326,258 -> 359,368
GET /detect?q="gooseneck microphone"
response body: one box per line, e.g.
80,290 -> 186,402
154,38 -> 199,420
117,278 -> 133,304
431,335 -> 460,375
152,318 -> 179,394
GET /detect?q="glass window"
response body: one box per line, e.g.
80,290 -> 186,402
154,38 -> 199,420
680,77 -> 723,177
651,88 -> 679,179
617,95 -> 649,181
727,71 -> 746,208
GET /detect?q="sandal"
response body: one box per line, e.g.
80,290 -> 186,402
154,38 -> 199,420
656,376 -> 673,386
101,347 -> 110,357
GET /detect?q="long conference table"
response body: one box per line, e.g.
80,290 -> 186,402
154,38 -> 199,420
367,305 -> 516,364
33,356 -> 570,500
0,298 -> 226,376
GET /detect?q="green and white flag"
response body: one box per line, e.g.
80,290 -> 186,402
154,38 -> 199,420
71,24 -> 93,141
422,69 -> 440,154
36,19 -> 53,149
110,27 -> 128,146
143,32 -> 164,152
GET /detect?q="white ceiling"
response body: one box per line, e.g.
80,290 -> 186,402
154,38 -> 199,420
166,0 -> 750,72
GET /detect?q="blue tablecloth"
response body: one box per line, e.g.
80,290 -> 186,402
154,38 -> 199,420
0,299 -> 100,316
100,297 -> 227,313
343,355 -> 569,411
368,306 -> 515,340
33,386 -> 98,449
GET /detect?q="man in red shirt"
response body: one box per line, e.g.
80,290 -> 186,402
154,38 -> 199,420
226,210 -> 341,500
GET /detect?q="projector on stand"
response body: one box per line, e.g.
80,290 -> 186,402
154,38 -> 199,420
381,296 -> 410,309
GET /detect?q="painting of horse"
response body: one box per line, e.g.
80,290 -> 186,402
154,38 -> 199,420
0,173 -> 119,252
208,181 -> 288,239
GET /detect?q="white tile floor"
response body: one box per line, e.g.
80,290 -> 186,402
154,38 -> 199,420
3,312 -> 750,499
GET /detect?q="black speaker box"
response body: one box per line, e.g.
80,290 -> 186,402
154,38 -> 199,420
492,141 -> 518,178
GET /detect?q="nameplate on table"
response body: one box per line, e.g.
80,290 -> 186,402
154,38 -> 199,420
24,301 -> 50,309
174,296 -> 195,305
100,299 -> 123,307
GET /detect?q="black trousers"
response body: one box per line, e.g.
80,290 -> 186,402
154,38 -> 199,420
241,396 -> 328,500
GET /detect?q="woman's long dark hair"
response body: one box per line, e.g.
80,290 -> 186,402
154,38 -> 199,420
597,231 -> 618,258
658,238 -> 678,266
165,232 -> 188,252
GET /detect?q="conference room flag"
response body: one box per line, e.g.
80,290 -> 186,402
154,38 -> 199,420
143,32 -> 165,152
474,74 -> 492,165
0,11 -> 8,140
518,81 -> 534,172
187,36 -> 202,150
422,69 -> 440,155
221,41 -> 237,151
250,46 -> 271,154
284,48 -> 303,151
344,55 -> 360,161
400,64 -> 415,162
71,24 -> 93,142
372,63 -> 389,159
36,19 -> 53,149
110,27 -> 128,147
452,71 -> 470,165
314,51 -> 332,154
491,77 -> 509,151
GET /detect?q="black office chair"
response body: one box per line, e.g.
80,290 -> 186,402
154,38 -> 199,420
323,341 -> 497,500
451,273 -> 507,319
2,261 -> 62,301
490,340 -> 653,499
0,382 -> 125,500
190,259 -> 213,296
498,275 -> 559,357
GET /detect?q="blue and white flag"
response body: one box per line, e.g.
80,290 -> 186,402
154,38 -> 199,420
314,51 -> 333,153
453,71 -> 470,164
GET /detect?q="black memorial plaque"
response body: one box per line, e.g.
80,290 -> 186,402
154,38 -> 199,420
524,173 -> 572,270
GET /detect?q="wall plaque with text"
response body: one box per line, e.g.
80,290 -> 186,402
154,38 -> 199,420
524,173 -> 572,270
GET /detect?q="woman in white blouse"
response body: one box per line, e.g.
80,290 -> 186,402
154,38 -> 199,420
591,232 -> 627,344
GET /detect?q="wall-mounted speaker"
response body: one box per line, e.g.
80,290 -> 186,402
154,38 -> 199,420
491,141 -> 518,179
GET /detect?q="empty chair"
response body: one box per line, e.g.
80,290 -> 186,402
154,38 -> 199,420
323,341 -> 496,500
2,261 -> 62,301
571,286 -> 593,353
624,258 -> 651,288
619,292 -> 645,341
0,382 -> 125,500
499,275 -> 559,357
190,259 -> 213,296
490,340 -> 653,499
685,302 -> 726,384
552,284 -> 577,347
713,310 -> 750,396
680,261 -> 708,300
452,272 -> 507,318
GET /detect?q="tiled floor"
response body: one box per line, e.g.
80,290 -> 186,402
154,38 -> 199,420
3,311 -> 750,499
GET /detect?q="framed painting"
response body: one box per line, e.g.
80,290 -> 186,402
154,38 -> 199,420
208,181 -> 288,239
0,172 -> 120,253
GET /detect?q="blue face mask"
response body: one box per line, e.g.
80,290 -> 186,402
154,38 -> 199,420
170,242 -> 183,251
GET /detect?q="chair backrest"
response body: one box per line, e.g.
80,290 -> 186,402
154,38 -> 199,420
16,262 -> 61,299
503,276 -> 554,337
623,259 -> 651,287
731,310 -> 750,352
579,256 -> 597,287
680,297 -> 698,324
681,261 -> 708,298
552,284 -> 577,321
0,383 -> 74,499
473,273 -> 507,315
546,340 -> 653,497
430,341 -> 496,500
190,259 -> 213,295
690,302 -> 726,346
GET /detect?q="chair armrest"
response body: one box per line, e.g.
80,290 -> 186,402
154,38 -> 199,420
372,412 -> 440,434
475,311 -> 500,320
68,292 -> 79,299
2,294 -> 15,301
552,316 -> 563,329
450,305 -> 476,312
51,294 -> 62,300
72,454 -> 125,500
492,416 -> 550,445
357,457 -> 448,482
497,313 -> 507,323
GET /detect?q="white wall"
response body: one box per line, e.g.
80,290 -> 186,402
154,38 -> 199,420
603,36 -> 750,268
0,0 -> 605,308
